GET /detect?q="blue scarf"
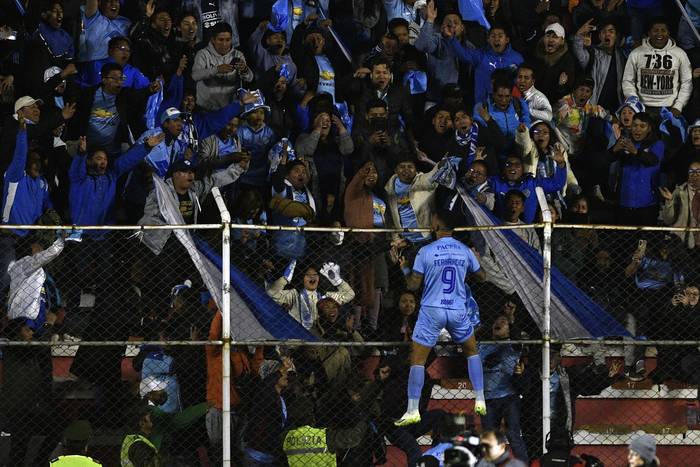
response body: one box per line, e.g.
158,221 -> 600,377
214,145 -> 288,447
37,22 -> 74,60
456,123 -> 480,165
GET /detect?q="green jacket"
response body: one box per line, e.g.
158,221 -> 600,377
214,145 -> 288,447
148,402 -> 208,451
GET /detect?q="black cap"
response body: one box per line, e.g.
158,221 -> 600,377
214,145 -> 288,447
171,159 -> 196,173
575,76 -> 595,90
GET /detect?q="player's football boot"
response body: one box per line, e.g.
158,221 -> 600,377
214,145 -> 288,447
394,411 -> 421,426
474,400 -> 487,416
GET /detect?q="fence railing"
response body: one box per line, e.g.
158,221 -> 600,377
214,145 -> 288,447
1,212 -> 700,466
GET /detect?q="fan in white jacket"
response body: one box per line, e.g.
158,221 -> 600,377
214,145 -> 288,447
621,22 -> 693,114
6,236 -> 64,325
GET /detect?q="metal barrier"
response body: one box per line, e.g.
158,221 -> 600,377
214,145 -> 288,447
1,217 -> 699,466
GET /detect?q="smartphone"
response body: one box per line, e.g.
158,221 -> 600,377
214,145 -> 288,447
231,57 -> 242,66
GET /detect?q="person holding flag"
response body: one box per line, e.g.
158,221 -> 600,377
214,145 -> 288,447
395,209 -> 487,426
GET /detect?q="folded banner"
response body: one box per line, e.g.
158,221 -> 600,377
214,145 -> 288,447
458,0 -> 491,30
456,183 -> 629,339
151,175 -> 316,341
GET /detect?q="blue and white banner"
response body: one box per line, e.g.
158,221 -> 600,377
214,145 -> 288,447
151,175 -> 316,341
457,184 -> 629,339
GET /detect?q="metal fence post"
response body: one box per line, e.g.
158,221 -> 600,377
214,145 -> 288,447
535,188 -> 552,454
212,187 -> 232,466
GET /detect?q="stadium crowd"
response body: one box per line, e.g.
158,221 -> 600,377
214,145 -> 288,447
0,0 -> 699,464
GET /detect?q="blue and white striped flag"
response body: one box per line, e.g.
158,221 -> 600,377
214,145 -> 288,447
149,175 -> 316,340
457,184 -> 629,338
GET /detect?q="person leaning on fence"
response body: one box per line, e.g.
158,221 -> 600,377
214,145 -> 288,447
269,158 -> 315,261
266,259 -> 355,330
138,156 -> 249,255
384,154 -> 440,249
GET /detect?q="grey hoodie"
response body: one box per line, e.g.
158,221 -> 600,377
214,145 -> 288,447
192,43 -> 254,111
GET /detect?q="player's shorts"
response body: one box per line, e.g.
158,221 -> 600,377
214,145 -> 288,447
412,305 -> 474,348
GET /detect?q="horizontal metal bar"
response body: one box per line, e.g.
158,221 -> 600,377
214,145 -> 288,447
0,340 -> 223,346
0,224 -> 223,231
552,223 -> 700,233
1,339 -> 698,347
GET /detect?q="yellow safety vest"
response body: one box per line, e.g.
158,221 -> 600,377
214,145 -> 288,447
120,434 -> 158,467
283,425 -> 336,467
50,454 -> 102,466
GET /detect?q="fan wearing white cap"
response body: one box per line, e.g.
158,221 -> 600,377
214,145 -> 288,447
533,22 -> 577,102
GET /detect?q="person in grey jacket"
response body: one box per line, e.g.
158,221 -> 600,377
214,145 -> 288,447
192,22 -> 254,111
572,18 -> 626,110
138,157 -> 249,256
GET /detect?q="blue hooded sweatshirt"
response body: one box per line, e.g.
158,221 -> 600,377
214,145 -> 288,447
1,130 -> 52,236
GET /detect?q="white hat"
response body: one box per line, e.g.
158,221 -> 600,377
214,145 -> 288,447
139,375 -> 167,398
43,66 -> 62,83
689,119 -> 700,134
545,23 -> 566,38
13,96 -> 43,120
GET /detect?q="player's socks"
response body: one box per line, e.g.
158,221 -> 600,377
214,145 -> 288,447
467,355 -> 487,415
407,364 -> 425,413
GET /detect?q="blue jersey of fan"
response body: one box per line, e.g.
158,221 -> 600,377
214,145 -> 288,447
412,237 -> 480,347
413,237 -> 479,311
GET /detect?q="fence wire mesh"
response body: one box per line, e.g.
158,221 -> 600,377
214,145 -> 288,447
0,223 -> 698,466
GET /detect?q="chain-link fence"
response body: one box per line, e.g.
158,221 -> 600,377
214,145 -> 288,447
1,221 -> 699,466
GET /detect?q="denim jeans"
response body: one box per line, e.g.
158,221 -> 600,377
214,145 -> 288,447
482,394 -> 529,461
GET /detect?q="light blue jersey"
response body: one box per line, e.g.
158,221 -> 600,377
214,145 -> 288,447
413,237 -> 480,311
412,237 -> 480,347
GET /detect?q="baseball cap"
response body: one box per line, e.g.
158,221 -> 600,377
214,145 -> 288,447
13,96 -> 43,120
545,23 -> 566,38
160,107 -> 183,125
170,159 -> 196,173
139,375 -> 168,398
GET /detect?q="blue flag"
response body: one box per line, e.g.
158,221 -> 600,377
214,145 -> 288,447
269,0 -> 289,33
145,78 -> 164,130
458,0 -> 490,30
403,70 -> 428,95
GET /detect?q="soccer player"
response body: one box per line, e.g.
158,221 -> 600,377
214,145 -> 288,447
395,209 -> 487,426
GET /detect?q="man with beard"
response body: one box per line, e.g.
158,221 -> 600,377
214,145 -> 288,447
573,19 -> 626,110
532,22 -> 577,103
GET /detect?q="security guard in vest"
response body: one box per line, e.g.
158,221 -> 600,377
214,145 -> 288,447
50,419 -> 102,466
282,395 -> 369,467
120,404 -> 160,467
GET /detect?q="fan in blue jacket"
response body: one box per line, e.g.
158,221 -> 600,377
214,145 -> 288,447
474,81 -> 531,157
68,133 -> 165,239
489,154 -> 567,223
2,124 -> 52,237
448,25 -> 524,105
